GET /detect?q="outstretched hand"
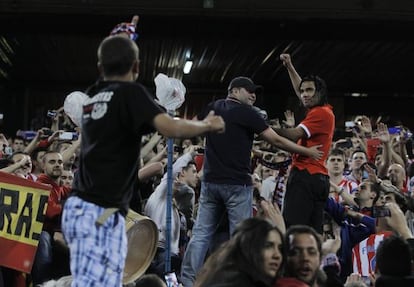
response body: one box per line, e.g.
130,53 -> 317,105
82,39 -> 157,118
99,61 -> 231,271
203,111 -> 225,133
258,200 -> 286,234
358,115 -> 372,134
376,122 -> 390,144
282,110 -> 295,128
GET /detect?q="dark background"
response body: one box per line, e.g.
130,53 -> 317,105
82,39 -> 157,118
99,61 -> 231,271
1,0 -> 414,138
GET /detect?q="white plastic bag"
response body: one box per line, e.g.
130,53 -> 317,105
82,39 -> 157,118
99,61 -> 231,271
63,91 -> 88,127
154,73 -> 185,111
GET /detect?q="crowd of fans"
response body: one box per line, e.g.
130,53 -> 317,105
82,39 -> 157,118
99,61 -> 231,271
0,108 -> 413,287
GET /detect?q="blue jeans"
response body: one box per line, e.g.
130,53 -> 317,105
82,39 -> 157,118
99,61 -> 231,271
180,182 -> 252,287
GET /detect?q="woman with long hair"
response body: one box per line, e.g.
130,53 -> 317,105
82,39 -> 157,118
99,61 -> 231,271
194,217 -> 284,287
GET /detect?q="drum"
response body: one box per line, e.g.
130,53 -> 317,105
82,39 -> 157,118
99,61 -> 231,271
123,209 -> 158,285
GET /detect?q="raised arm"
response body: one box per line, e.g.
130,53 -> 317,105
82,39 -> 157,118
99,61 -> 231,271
376,123 -> 392,178
280,53 -> 302,100
23,129 -> 43,155
141,132 -> 163,160
138,161 -> 164,181
0,154 -> 31,174
61,134 -> 81,165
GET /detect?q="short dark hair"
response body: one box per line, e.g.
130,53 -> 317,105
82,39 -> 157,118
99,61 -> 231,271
182,161 -> 196,172
376,235 -> 412,276
351,149 -> 367,159
97,35 -> 139,77
328,148 -> 345,157
285,224 -> 322,257
370,181 -> 383,205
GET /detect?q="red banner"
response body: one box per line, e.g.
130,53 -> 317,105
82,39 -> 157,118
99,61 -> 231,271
0,171 -> 50,273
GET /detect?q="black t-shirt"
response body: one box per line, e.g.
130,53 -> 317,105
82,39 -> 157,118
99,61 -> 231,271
199,98 -> 268,185
71,81 -> 164,214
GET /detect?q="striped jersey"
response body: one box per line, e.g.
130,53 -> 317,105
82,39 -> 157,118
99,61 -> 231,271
352,231 -> 393,277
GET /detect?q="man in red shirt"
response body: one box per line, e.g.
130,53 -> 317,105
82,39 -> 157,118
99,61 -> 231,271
32,151 -> 71,285
277,54 -> 335,234
37,151 -> 71,233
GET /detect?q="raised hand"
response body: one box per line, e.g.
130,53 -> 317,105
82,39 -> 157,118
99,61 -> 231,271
110,15 -> 139,40
356,115 -> 372,135
279,53 -> 292,67
282,109 -> 295,128
376,122 -> 390,144
258,200 -> 286,233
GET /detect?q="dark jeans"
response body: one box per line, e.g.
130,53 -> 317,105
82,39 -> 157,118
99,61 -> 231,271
283,168 -> 330,234
31,230 -> 71,285
31,231 -> 53,285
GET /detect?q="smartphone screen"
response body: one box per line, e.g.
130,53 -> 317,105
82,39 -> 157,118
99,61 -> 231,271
59,132 -> 74,140
345,121 -> 355,128
373,206 -> 391,217
47,110 -> 57,118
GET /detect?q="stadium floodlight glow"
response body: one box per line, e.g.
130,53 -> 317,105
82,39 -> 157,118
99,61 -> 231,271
183,60 -> 193,74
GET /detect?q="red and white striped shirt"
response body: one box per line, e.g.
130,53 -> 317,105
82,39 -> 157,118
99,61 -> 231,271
352,231 -> 393,277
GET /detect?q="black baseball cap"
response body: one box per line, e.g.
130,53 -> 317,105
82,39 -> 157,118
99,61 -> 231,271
228,76 -> 263,94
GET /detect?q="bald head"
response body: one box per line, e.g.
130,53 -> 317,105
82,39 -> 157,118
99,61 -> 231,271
387,163 -> 406,189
